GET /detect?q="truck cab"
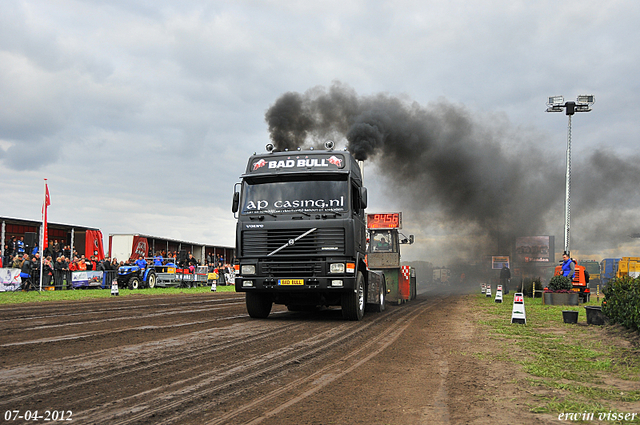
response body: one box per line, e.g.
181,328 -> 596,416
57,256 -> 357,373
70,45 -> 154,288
366,212 -> 416,303
232,143 -> 385,320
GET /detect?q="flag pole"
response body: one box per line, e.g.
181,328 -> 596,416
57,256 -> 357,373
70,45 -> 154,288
40,179 -> 47,291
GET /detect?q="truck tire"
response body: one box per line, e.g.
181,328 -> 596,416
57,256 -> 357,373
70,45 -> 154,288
373,282 -> 386,312
147,272 -> 156,289
342,272 -> 365,321
246,292 -> 272,318
128,276 -> 141,290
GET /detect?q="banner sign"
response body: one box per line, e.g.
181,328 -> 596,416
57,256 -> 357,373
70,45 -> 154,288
515,236 -> 554,263
492,256 -> 510,270
72,271 -> 104,288
129,236 -> 149,261
250,154 -> 345,174
0,268 -> 21,292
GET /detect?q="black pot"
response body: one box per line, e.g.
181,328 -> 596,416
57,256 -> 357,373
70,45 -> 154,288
585,305 -> 607,325
562,310 -> 578,324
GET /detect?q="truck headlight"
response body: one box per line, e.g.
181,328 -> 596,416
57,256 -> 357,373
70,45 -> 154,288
241,265 -> 256,275
329,263 -> 345,273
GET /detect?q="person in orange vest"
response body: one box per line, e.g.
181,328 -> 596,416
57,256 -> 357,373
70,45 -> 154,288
77,257 -> 87,271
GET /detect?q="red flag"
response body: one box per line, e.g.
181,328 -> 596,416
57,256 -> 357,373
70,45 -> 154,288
85,230 -> 105,261
43,183 -> 51,249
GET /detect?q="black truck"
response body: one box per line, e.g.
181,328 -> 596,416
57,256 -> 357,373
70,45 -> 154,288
232,142 -> 386,320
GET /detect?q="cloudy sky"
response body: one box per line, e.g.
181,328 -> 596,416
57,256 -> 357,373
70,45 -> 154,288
1,0 -> 639,264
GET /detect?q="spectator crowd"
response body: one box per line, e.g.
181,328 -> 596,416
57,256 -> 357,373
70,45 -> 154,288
2,236 -> 235,290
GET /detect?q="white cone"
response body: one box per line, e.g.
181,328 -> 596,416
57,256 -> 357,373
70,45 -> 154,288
111,280 -> 119,296
511,292 -> 526,324
495,285 -> 503,303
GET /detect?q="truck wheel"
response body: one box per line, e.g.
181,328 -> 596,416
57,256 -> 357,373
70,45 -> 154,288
246,292 -> 272,318
342,272 -> 365,321
373,282 -> 386,312
128,276 -> 141,290
147,272 -> 156,289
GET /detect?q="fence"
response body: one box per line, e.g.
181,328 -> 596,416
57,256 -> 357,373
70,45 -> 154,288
0,268 -> 119,291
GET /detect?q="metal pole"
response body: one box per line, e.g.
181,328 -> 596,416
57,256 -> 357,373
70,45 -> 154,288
563,114 -> 572,255
40,179 -> 47,291
1,221 -> 5,260
39,225 -> 44,291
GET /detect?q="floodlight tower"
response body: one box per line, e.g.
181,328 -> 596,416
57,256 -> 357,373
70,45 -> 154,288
546,95 -> 595,256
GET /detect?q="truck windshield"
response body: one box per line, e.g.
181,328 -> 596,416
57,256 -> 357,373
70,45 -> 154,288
368,230 -> 396,253
241,178 -> 349,216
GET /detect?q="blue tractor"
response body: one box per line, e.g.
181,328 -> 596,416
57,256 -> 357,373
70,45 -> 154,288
116,264 -> 157,289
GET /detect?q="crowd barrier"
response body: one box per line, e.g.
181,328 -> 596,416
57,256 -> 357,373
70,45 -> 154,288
1,266 -> 231,291
0,268 -> 119,291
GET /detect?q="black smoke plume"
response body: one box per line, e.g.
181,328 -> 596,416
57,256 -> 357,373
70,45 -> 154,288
265,82 -> 640,264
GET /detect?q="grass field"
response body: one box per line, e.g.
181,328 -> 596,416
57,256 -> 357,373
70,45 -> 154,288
473,292 -> 640,420
0,284 -> 236,304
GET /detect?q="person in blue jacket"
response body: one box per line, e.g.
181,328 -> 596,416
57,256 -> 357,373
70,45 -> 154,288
135,255 -> 147,270
17,237 -> 25,255
154,252 -> 163,266
561,252 -> 575,279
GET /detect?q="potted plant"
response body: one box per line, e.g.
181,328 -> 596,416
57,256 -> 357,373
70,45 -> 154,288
544,275 -> 579,306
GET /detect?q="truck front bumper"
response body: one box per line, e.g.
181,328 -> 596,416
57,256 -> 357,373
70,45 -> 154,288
236,275 -> 357,292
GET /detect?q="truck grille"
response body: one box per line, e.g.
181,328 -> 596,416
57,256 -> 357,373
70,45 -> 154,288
242,228 -> 345,257
261,261 -> 323,277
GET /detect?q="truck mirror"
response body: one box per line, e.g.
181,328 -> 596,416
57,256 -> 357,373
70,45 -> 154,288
359,187 -> 368,210
232,192 -> 240,213
409,235 -> 414,244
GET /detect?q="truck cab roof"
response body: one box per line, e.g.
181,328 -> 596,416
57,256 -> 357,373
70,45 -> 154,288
242,148 -> 362,184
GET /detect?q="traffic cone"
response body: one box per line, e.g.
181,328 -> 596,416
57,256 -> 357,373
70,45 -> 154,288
495,285 -> 503,303
481,283 -> 486,294
511,292 -> 526,324
210,281 -> 217,292
111,280 -> 119,296
486,284 -> 492,298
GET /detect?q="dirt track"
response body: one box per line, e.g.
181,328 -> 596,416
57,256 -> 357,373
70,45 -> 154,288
0,291 -> 553,424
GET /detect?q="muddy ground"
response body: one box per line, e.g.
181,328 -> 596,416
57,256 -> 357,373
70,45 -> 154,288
0,289 -> 620,424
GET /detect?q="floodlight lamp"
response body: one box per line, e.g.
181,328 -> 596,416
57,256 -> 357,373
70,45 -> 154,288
546,106 -> 563,113
265,143 -> 274,153
547,95 -> 565,106
575,104 -> 592,113
576,95 -> 595,105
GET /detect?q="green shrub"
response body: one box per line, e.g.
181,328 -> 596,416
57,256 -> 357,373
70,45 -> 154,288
602,276 -> 640,331
548,275 -> 572,291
